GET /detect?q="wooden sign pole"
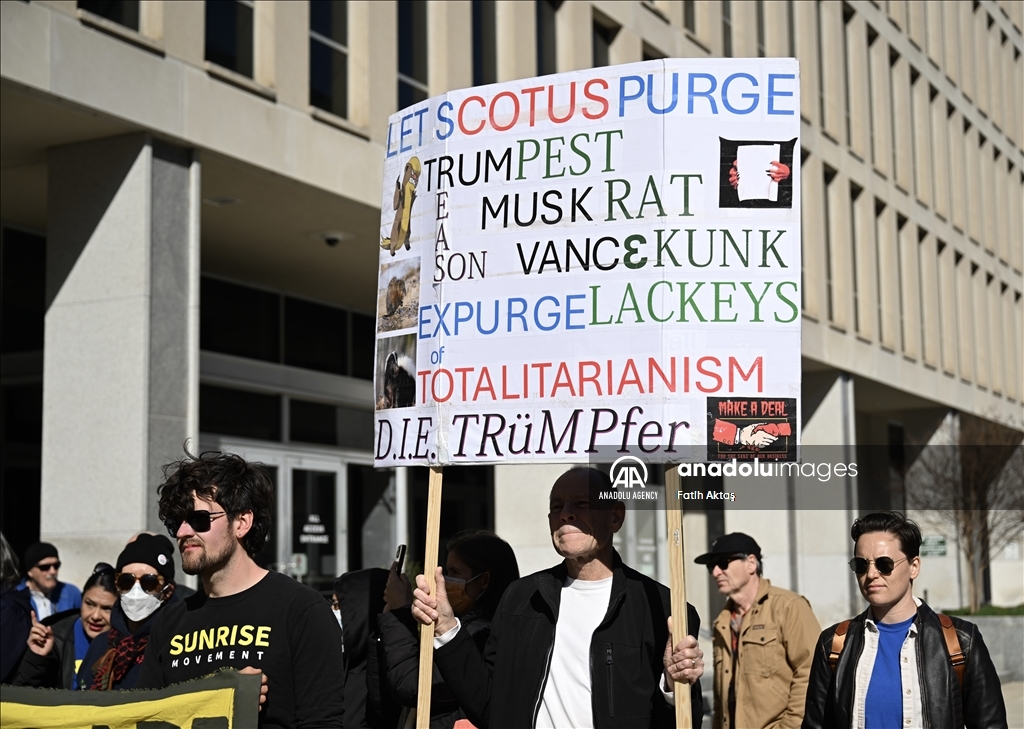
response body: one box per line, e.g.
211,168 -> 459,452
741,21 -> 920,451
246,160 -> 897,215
416,466 -> 444,728
665,465 -> 693,729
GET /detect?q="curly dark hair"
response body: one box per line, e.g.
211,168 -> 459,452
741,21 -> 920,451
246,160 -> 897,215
158,448 -> 274,559
851,511 -> 922,559
446,530 -> 520,622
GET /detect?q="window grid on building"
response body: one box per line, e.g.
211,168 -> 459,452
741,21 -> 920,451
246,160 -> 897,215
205,0 -> 254,78
397,0 -> 428,110
472,0 -> 497,86
310,0 -> 349,119
25,0 -> 1024,411
537,0 -> 560,75
78,0 -> 140,30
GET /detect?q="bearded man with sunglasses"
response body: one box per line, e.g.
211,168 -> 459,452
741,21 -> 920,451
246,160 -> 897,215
803,512 -> 1007,729
694,533 -> 820,729
136,450 -> 344,729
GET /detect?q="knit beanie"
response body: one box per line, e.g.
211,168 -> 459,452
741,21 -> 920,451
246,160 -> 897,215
23,542 -> 58,570
116,534 -> 175,583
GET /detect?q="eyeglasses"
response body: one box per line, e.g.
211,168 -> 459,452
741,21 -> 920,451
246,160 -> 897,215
35,561 -> 61,572
705,554 -> 746,574
92,562 -> 114,575
115,572 -> 166,595
164,510 -> 228,537
848,556 -> 909,576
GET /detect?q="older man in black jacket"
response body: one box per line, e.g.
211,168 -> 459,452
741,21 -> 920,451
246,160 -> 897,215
413,467 -> 705,729
802,512 -> 1007,729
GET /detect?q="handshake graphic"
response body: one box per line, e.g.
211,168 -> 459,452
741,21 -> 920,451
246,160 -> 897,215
712,420 -> 792,450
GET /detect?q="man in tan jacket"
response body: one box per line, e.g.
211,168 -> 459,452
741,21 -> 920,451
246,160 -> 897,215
695,533 -> 820,729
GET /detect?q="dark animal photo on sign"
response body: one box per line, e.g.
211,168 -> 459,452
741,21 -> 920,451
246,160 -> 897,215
375,333 -> 417,410
376,257 -> 420,333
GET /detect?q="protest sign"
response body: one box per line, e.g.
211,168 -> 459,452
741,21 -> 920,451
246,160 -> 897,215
374,58 -> 801,467
375,58 -> 801,729
0,669 -> 260,729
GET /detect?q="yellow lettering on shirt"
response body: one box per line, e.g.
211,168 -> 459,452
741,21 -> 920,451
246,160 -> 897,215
255,626 -> 271,647
198,628 -> 215,651
238,625 -> 254,646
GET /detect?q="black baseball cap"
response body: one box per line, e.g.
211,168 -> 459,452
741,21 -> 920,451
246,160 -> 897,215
693,533 -> 762,564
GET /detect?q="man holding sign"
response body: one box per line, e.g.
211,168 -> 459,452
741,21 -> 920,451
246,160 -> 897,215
413,467 -> 704,728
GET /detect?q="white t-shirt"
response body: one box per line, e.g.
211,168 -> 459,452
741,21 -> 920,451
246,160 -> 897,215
535,576 -> 613,729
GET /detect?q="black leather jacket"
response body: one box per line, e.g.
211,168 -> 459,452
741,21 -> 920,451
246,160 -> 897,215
433,552 -> 703,729
802,601 -> 1007,729
13,610 -> 80,689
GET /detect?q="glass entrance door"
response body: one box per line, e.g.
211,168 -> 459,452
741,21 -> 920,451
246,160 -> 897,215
291,466 -> 339,593
347,464 -> 397,572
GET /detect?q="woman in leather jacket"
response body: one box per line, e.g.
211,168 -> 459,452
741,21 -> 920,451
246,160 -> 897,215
802,513 -> 1007,729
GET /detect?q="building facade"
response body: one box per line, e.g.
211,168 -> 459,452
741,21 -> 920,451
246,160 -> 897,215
1,0 -> 1022,626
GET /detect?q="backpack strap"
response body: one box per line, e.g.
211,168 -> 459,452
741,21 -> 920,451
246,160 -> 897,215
937,613 -> 966,688
828,620 -> 851,671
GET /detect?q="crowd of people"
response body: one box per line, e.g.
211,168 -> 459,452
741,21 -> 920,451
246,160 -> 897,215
0,450 -> 1010,729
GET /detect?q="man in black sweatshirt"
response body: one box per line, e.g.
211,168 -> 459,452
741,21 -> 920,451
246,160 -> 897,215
137,451 -> 343,729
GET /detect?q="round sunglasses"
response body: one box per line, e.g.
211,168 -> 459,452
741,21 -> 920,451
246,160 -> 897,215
115,572 -> 167,595
848,556 -> 908,576
164,510 -> 228,538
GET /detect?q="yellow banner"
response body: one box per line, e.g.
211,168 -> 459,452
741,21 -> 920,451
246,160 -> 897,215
0,669 -> 259,729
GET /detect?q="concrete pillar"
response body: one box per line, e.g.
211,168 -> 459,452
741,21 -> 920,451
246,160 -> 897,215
494,463 -> 564,576
43,134 -> 199,588
797,371 -> 858,625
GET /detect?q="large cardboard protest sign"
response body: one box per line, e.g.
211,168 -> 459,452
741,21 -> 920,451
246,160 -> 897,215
373,58 -> 801,467
0,669 -> 260,729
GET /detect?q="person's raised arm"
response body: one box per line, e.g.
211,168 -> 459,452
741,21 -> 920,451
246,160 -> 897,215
414,566 -> 503,728
25,611 -> 54,657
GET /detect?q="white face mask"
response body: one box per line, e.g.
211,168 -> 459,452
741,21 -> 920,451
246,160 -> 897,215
120,582 -> 164,622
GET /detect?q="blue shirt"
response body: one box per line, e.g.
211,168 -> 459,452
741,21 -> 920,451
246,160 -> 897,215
16,580 -> 82,617
72,617 -> 91,690
865,615 -> 916,729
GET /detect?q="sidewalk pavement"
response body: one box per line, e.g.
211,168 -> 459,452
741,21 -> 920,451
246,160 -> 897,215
1006,681 -> 1024,729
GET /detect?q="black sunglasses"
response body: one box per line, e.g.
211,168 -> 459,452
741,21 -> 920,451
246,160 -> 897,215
848,556 -> 908,576
705,554 -> 747,573
35,561 -> 61,572
115,572 -> 166,595
164,510 -> 228,537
